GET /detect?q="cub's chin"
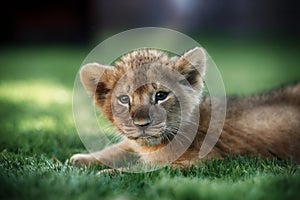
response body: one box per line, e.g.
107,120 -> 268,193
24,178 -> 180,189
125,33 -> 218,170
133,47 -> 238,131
135,137 -> 163,146
125,129 -> 166,147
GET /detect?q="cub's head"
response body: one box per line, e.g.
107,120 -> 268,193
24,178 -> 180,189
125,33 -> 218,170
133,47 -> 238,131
80,47 -> 207,146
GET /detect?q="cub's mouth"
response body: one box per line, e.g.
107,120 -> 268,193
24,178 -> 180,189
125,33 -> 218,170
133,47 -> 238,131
127,132 -> 160,140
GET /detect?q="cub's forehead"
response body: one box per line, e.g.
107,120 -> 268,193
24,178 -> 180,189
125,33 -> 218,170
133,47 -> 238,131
113,64 -> 180,92
114,49 -> 174,70
109,49 -> 183,94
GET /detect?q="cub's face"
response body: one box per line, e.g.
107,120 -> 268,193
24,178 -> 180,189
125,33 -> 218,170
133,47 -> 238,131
109,64 -> 183,146
80,47 -> 207,146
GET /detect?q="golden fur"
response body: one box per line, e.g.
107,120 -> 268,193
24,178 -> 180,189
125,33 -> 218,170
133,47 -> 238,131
71,47 -> 300,168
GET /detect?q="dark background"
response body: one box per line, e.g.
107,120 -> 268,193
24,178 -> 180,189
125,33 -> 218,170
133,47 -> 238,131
2,0 -> 299,45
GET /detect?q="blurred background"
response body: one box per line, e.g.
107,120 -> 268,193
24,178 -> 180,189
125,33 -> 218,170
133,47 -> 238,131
1,0 -> 300,93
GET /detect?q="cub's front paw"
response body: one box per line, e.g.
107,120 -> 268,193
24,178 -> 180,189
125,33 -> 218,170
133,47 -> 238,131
70,153 -> 94,166
96,168 -> 123,176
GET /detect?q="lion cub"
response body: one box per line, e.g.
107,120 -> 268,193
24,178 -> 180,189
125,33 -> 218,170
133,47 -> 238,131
71,47 -> 300,169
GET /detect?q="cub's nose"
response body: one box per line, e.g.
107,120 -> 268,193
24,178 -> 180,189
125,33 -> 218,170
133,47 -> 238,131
132,105 -> 153,128
133,118 -> 152,128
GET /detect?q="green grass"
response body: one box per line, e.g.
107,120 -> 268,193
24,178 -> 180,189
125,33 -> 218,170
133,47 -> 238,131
1,39 -> 300,200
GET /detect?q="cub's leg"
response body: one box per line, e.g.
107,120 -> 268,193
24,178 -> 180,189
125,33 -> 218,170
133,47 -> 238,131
70,140 -> 134,167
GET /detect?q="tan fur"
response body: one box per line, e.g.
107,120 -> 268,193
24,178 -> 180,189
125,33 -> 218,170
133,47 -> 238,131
71,47 -> 300,168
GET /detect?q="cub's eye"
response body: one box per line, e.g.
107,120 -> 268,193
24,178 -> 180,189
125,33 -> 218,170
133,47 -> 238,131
118,95 -> 130,104
155,91 -> 169,103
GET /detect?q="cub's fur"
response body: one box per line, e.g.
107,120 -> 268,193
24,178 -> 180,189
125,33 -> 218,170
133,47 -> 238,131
71,47 -> 300,168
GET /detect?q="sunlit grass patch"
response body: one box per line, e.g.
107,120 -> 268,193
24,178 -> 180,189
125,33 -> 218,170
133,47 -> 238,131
18,115 -> 57,132
0,80 -> 71,107
0,80 -> 75,133
0,80 -> 82,159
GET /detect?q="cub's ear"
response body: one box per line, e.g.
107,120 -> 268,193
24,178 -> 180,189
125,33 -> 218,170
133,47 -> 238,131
175,47 -> 207,90
80,63 -> 112,98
